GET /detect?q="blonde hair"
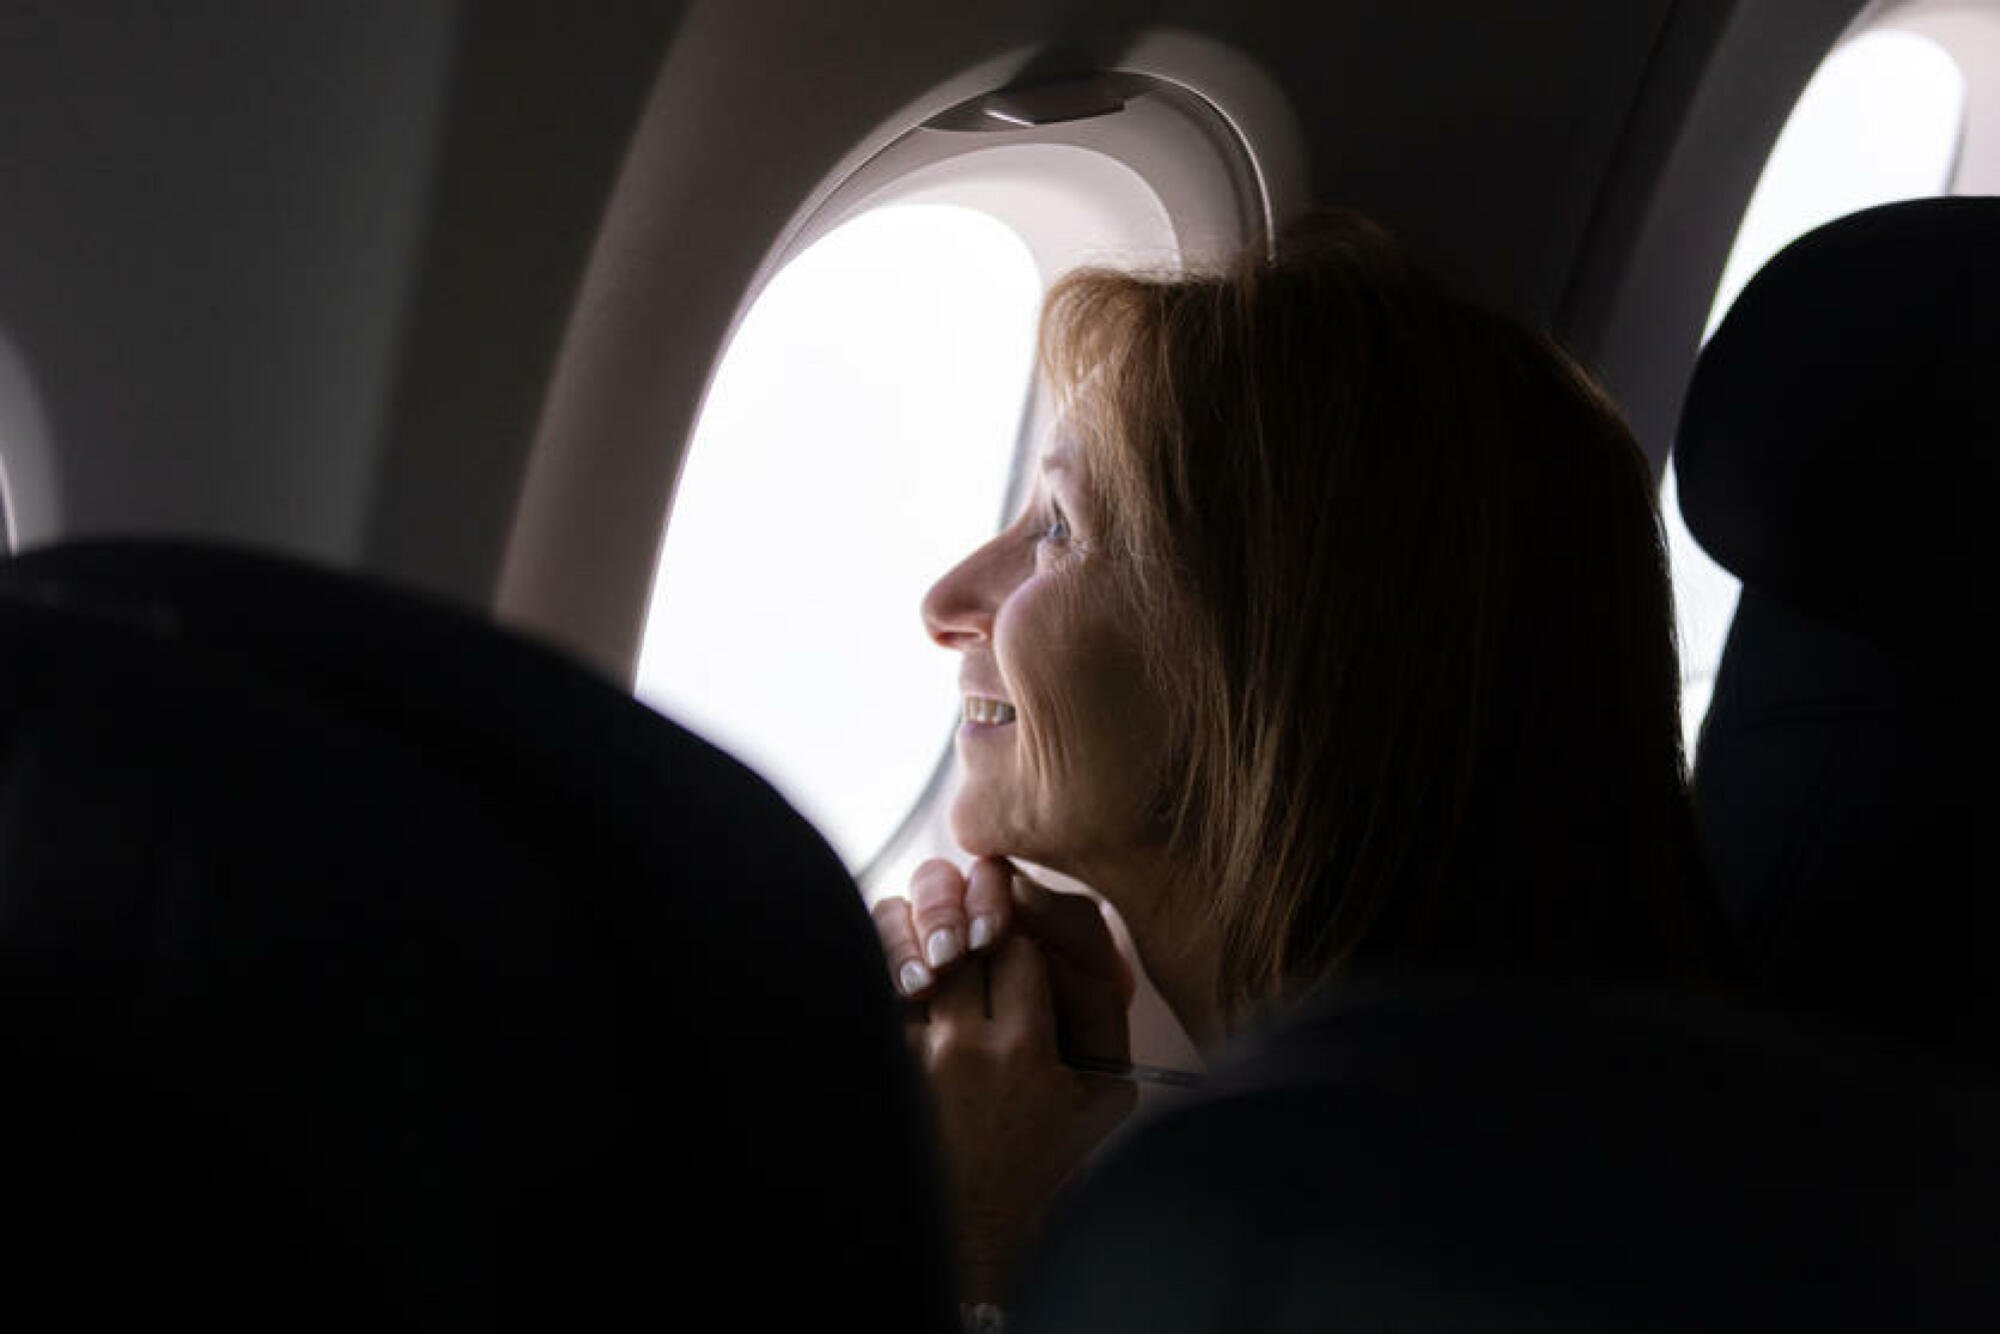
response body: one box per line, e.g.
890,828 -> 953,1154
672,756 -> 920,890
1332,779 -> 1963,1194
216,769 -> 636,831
1042,211 -> 1725,1018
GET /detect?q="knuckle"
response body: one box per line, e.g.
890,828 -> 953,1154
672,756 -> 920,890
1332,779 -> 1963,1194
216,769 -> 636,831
923,1023 -> 977,1077
964,888 -> 1009,926
966,859 -> 1010,898
870,896 -> 911,933
912,894 -> 967,929
909,858 -> 962,900
923,1015 -> 1024,1076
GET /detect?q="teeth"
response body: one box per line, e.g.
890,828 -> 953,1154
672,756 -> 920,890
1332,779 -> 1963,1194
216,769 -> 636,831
964,697 -> 1017,725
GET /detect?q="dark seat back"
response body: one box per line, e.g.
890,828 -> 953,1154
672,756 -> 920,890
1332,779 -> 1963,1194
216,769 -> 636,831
0,540 -> 952,1328
1676,196 -> 2000,1066
1012,977 -> 2000,1332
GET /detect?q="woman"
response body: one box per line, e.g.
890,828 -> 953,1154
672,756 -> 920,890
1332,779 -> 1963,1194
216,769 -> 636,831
873,211 -> 1727,1306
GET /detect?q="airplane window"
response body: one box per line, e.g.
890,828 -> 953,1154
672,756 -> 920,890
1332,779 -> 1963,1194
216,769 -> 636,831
635,205 -> 1041,869
1665,28 -> 1966,751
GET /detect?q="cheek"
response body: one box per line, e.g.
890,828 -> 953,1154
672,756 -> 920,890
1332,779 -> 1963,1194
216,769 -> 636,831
995,571 -> 1165,813
995,573 -> 1093,744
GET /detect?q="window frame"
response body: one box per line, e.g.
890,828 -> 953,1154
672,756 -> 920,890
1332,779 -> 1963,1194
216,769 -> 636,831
646,74 -> 1276,887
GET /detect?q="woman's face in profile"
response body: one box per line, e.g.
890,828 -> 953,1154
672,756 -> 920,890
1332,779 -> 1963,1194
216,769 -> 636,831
922,434 -> 1168,877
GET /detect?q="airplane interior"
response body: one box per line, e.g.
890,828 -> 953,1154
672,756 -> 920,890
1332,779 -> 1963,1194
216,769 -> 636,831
0,0 -> 1995,1326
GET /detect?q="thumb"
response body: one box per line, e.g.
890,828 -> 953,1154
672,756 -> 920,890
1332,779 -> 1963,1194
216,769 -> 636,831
1006,867 -> 1134,1065
1007,867 -> 1135,998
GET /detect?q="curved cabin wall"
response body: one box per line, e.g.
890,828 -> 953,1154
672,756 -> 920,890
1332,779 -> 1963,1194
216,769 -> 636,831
0,3 -> 454,564
1554,0 -> 1872,474
0,2 -> 685,596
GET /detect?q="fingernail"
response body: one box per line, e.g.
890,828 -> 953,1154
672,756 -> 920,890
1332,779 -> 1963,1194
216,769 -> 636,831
898,960 -> 933,997
925,928 -> 963,970
969,915 -> 997,951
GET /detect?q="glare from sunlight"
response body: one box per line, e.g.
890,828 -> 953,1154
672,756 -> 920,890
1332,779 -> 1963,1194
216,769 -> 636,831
636,206 -> 1042,870
1665,28 -> 1965,754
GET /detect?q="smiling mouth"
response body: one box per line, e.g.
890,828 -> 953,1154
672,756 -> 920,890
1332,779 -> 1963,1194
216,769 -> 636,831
963,696 -> 1017,725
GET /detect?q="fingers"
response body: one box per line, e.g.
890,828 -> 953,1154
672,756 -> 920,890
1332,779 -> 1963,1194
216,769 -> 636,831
930,938 -> 1135,1137
1009,873 -> 1134,1070
912,857 -> 1014,963
962,857 -> 1014,953
881,859 -> 1130,1011
925,942 -> 994,1029
872,893 -> 933,999
1010,872 -> 1136,1001
924,935 -> 1053,1061
909,858 -> 972,973
915,931 -> 1136,1300
880,858 -> 1022,1001
983,932 -> 1056,1050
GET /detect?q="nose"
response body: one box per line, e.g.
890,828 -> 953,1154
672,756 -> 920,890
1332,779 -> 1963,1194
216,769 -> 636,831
922,531 -> 1012,651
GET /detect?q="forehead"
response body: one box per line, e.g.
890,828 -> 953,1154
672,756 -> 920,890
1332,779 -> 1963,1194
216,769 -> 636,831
1044,406 -> 1095,469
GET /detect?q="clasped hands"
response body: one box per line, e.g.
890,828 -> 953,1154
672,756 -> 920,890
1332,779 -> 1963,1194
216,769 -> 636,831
872,856 -> 1139,1305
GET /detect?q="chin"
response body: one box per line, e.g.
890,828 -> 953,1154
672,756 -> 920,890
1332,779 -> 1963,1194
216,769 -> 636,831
947,784 -> 1059,865
946,790 -> 1011,860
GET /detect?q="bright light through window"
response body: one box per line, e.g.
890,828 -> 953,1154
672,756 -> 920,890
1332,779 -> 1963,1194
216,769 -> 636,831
636,206 -> 1043,869
1665,29 -> 1965,754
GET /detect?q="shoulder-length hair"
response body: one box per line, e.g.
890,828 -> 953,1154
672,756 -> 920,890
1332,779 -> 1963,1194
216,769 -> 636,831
1042,211 -> 1726,1019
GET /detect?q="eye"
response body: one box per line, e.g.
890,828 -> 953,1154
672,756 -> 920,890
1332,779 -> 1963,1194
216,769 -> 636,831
1038,500 -> 1072,547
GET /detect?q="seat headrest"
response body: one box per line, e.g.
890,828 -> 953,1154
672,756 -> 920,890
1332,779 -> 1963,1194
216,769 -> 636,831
1013,976 -> 2000,1331
1675,196 -> 2000,670
0,540 -> 952,1325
